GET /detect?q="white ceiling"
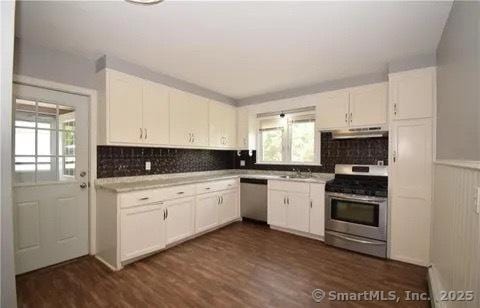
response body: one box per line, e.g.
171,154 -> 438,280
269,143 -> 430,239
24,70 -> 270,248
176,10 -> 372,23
15,1 -> 452,100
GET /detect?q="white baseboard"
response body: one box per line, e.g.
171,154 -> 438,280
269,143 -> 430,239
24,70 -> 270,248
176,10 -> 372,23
428,265 -> 447,308
95,255 -> 121,271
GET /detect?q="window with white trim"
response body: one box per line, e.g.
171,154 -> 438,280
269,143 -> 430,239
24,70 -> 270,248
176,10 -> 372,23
257,111 -> 319,165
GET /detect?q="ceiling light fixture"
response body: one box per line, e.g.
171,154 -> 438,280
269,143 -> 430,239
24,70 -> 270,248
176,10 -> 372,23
125,0 -> 164,5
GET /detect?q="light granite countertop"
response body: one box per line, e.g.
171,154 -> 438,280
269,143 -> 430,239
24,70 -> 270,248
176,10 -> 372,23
95,169 -> 334,193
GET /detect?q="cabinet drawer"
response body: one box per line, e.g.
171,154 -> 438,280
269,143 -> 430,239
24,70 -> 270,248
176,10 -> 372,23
157,184 -> 197,201
197,179 -> 238,194
268,180 -> 310,193
119,190 -> 162,208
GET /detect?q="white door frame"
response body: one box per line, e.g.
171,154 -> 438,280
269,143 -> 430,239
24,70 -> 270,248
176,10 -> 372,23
13,74 -> 98,255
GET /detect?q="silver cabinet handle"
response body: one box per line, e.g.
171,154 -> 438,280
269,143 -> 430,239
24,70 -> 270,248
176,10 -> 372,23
393,103 -> 398,116
205,187 -> 211,190
217,196 -> 220,205
287,197 -> 289,205
221,196 -> 224,204
345,113 -> 348,123
349,112 -> 353,123
139,197 -> 149,201
163,209 -> 166,220
166,208 -> 168,219
283,196 -> 286,204
393,150 -> 397,163
144,128 -> 147,139
310,200 -> 312,208
140,128 -> 143,139
191,133 -> 195,143
177,191 -> 185,195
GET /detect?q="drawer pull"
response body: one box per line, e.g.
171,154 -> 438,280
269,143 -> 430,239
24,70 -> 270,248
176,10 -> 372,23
177,191 -> 185,195
205,187 -> 211,190
139,197 -> 149,201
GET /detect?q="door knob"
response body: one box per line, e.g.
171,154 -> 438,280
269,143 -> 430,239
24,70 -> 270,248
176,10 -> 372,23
80,182 -> 87,189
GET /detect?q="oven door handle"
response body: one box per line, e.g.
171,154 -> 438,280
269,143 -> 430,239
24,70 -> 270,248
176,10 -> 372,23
327,194 -> 386,205
328,232 -> 385,245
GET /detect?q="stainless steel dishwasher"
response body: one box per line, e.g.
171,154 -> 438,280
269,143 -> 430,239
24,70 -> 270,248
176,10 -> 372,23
240,178 -> 268,222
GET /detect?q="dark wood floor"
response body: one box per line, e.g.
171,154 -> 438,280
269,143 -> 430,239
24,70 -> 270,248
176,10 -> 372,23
16,222 -> 429,307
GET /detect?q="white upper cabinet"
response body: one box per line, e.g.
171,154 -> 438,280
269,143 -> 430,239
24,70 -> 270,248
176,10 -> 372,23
316,90 -> 350,130
389,67 -> 435,120
169,90 -> 209,147
142,80 -> 170,145
106,70 -> 144,144
349,82 -> 388,127
236,106 -> 256,150
209,100 -> 237,148
315,82 -> 388,130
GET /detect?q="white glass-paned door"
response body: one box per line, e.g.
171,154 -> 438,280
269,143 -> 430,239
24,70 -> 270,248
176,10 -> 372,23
13,83 -> 89,274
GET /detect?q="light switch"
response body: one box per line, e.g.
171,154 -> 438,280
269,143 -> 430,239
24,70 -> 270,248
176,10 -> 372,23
240,160 -> 246,167
145,161 -> 151,171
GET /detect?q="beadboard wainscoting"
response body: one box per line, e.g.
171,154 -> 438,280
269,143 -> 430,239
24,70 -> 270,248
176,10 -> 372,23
235,132 -> 388,173
429,162 -> 480,308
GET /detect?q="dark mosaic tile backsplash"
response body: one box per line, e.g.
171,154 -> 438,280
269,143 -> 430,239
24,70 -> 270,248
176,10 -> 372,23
97,146 -> 236,178
234,132 -> 388,173
97,133 -> 388,178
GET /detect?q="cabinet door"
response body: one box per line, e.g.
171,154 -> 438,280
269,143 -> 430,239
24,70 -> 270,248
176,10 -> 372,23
286,192 -> 310,233
108,71 -> 143,144
267,190 -> 287,227
165,197 -> 195,245
309,183 -> 325,237
391,118 -> 432,199
390,118 -> 432,266
120,204 -> 165,261
315,90 -> 350,129
142,81 -> 169,145
169,89 -> 193,146
208,100 -> 225,147
349,83 -> 387,127
219,189 -> 238,224
195,193 -> 219,233
189,94 -> 209,147
237,107 -> 249,149
223,105 -> 237,148
389,68 -> 434,120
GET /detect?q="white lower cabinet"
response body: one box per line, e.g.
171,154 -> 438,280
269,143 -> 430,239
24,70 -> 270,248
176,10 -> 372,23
268,181 -> 325,237
196,193 -> 220,233
286,192 -> 310,233
267,190 -> 287,227
218,189 -> 238,224
164,197 -> 195,245
120,203 -> 166,261
309,184 -> 325,236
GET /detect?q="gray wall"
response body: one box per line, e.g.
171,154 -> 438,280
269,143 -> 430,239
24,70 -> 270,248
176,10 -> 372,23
436,1 -> 480,160
14,38 -> 97,89
14,39 -> 235,105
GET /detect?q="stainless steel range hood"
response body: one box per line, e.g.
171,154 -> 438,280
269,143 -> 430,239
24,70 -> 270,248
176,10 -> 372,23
330,126 -> 388,139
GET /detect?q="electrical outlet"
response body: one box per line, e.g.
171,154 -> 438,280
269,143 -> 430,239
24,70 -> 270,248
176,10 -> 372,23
145,161 -> 151,171
240,160 -> 246,167
377,160 -> 384,166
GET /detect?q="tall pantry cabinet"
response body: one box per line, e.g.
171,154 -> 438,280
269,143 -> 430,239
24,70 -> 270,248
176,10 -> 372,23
388,67 -> 435,266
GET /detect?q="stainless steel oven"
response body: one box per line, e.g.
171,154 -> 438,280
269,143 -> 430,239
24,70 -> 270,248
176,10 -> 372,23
324,164 -> 388,258
325,192 -> 387,241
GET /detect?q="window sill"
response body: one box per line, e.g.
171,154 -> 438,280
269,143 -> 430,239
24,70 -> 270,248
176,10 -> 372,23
255,162 -> 322,166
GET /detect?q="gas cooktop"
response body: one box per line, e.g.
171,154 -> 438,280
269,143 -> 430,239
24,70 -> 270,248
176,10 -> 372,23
325,165 -> 388,197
